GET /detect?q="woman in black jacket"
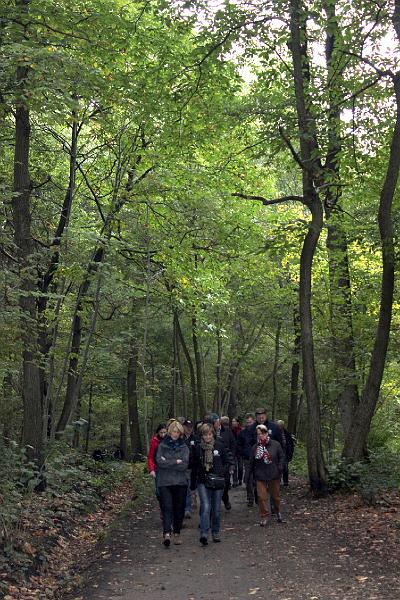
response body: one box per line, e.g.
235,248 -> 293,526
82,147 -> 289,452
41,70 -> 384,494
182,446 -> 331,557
156,420 -> 189,546
191,423 -> 234,545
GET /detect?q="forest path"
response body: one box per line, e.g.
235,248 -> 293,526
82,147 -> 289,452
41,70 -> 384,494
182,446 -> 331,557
64,477 -> 400,600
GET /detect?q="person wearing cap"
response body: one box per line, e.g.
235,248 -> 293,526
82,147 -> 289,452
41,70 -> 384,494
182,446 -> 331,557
206,414 -> 236,510
250,408 -> 283,446
183,419 -> 196,518
250,424 -> 285,526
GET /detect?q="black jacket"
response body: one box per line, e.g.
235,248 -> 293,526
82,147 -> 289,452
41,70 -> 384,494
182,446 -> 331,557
190,438 -> 234,489
281,428 -> 295,462
215,424 -> 236,458
237,425 -> 256,460
249,439 -> 285,482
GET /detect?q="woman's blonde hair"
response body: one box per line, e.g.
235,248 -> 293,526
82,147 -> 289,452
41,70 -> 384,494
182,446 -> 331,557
168,420 -> 184,436
200,423 -> 214,437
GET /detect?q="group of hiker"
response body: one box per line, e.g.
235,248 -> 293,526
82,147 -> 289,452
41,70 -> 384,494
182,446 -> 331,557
147,409 -> 295,547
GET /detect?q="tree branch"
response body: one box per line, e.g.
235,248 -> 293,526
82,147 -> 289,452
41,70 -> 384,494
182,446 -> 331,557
232,192 -> 306,206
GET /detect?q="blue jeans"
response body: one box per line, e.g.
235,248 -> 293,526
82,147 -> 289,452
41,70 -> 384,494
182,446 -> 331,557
197,483 -> 224,537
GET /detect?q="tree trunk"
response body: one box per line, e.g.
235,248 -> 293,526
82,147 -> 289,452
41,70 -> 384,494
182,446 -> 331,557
323,0 -> 359,439
169,313 -> 178,418
213,328 -> 223,413
127,342 -> 142,459
176,327 -> 187,417
192,314 -> 206,418
56,249 -> 104,434
12,6 -> 43,464
84,381 -> 93,454
289,0 -> 327,492
120,378 -> 128,460
342,68 -> 400,460
175,312 -> 198,420
287,307 -> 301,435
38,113 -> 78,438
271,319 -> 281,420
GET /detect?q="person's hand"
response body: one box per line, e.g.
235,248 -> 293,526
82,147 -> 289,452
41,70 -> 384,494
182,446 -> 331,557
149,470 -> 156,478
160,456 -> 166,461
176,459 -> 183,464
229,467 -> 234,475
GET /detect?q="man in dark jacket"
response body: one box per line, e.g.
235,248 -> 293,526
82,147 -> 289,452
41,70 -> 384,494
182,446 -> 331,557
206,414 -> 235,510
249,424 -> 285,525
237,412 -> 256,506
277,420 -> 295,486
249,407 -> 283,446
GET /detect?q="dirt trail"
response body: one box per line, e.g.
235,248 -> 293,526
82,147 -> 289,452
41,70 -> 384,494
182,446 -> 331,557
64,478 -> 399,600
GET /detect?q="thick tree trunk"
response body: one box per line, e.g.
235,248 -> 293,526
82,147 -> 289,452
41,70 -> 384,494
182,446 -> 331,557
342,71 -> 400,460
287,308 -> 301,435
12,13 -> 43,464
127,343 -> 142,459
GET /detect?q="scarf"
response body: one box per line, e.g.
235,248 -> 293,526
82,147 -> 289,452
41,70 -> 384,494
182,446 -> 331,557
165,436 -> 183,450
255,436 -> 272,464
200,438 -> 215,472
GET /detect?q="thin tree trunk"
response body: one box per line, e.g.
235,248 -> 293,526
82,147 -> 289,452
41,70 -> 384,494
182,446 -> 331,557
120,378 -> 128,460
72,392 -> 81,448
192,314 -> 206,418
56,264 -> 103,434
169,313 -> 178,418
342,39 -> 400,459
175,312 -> 198,421
127,342 -> 142,459
289,0 -> 327,492
213,328 -> 223,413
84,381 -> 93,454
288,307 -> 301,435
176,326 -> 187,417
271,320 -> 281,420
323,0 -> 359,438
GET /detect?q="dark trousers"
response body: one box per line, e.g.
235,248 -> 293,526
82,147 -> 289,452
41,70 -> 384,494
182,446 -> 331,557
282,462 -> 289,485
222,475 -> 230,505
243,459 -> 254,503
158,485 -> 187,535
233,456 -> 243,485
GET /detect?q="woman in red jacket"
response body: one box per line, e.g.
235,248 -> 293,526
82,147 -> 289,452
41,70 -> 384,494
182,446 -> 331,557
148,423 -> 167,476
148,423 -> 167,514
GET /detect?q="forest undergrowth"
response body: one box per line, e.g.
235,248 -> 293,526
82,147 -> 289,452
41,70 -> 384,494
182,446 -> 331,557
0,443 -> 151,599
